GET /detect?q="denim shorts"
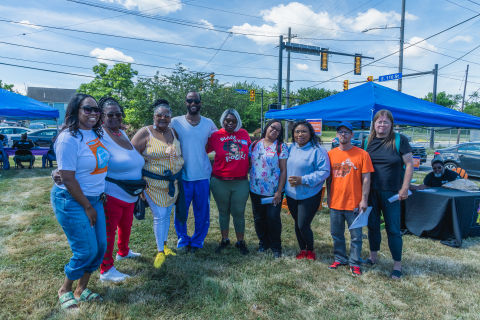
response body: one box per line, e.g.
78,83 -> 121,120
51,185 -> 107,280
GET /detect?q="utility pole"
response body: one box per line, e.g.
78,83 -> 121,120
260,89 -> 264,132
285,27 -> 292,142
398,0 -> 406,92
429,64 -> 438,150
277,35 -> 283,108
457,65 -> 469,144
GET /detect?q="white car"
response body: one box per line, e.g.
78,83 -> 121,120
0,127 -> 35,147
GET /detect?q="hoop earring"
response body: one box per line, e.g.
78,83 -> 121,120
153,125 -> 157,130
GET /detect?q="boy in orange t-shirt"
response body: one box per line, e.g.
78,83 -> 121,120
327,122 -> 374,276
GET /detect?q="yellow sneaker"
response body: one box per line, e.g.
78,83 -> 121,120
164,246 -> 177,256
153,252 -> 166,268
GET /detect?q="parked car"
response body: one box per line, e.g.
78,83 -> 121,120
1,120 -> 18,126
331,131 -> 427,163
29,123 -> 47,130
0,127 -> 34,136
434,142 -> 480,177
9,128 -> 59,147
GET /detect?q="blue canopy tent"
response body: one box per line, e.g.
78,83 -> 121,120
0,88 -> 60,170
265,82 -> 480,129
0,88 -> 59,120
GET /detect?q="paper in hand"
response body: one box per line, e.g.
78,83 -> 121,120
348,207 -> 372,230
388,190 -> 412,203
261,197 -> 275,204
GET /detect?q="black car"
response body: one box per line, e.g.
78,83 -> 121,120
434,142 -> 480,177
331,132 -> 427,163
10,128 -> 58,147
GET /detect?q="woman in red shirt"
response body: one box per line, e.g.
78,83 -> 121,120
207,109 -> 251,255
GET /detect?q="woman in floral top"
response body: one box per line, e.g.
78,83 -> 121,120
249,119 -> 288,258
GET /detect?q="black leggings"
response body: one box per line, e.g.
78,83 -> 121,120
286,192 -> 322,251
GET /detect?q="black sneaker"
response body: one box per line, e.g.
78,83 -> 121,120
190,246 -> 200,253
258,247 -> 268,253
215,239 -> 230,254
177,245 -> 190,253
273,251 -> 282,259
236,240 -> 250,255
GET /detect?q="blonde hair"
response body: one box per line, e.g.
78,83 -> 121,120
368,109 -> 395,148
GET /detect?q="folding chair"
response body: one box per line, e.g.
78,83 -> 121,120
14,150 -> 35,169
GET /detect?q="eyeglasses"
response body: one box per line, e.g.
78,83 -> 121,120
377,121 -> 391,125
294,130 -> 308,134
155,113 -> 172,119
224,119 -> 238,124
81,106 -> 102,114
269,126 -> 281,133
432,166 -> 443,170
186,99 -> 201,104
104,112 -> 123,118
337,131 -> 352,135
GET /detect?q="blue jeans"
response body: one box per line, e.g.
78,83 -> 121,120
330,209 -> 362,267
42,154 -> 56,168
51,185 -> 107,280
367,189 -> 402,261
174,179 -> 210,249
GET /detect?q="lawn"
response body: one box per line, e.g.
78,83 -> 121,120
1,169 -> 480,319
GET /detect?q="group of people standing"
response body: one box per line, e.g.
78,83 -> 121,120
50,91 -> 414,310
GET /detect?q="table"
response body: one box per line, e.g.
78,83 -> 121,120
3,147 -> 49,156
402,187 -> 480,247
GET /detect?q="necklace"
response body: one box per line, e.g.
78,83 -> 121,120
185,115 -> 200,126
154,126 -> 167,135
103,125 -> 121,136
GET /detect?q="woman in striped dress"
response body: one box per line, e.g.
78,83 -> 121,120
131,100 -> 184,268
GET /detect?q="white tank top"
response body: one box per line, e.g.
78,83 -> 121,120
102,128 -> 145,203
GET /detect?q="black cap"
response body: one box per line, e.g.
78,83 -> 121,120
431,159 -> 444,167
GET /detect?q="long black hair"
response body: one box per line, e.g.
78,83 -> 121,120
98,96 -> 125,117
262,119 -> 284,145
58,93 -> 103,141
290,120 -> 322,147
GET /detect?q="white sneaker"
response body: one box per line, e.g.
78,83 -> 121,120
116,249 -> 141,261
99,266 -> 130,283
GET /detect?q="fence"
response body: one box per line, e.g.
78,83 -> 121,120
397,128 -> 472,149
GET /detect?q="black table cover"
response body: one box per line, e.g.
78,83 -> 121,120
402,187 -> 480,247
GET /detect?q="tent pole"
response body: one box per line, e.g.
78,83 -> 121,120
55,119 -> 59,134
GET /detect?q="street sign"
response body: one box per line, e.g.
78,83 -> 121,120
379,73 -> 402,82
235,89 -> 248,94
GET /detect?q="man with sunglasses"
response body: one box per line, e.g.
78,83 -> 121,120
327,122 -> 374,276
170,91 -> 218,253
422,159 -> 460,188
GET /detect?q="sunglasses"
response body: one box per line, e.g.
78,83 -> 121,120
81,106 -> 102,114
155,113 -> 171,119
224,119 -> 238,124
104,112 -> 123,118
269,126 -> 281,133
337,131 -> 352,135
186,99 -> 201,104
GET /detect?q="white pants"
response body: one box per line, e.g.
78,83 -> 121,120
145,193 -> 174,252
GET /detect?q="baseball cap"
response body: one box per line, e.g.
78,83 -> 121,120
336,122 -> 353,132
431,159 -> 444,167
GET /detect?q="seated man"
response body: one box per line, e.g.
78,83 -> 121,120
12,133 -> 36,169
422,159 -> 461,188
0,134 -> 11,170
42,137 -> 56,168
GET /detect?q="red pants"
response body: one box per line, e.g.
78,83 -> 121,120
100,195 -> 134,274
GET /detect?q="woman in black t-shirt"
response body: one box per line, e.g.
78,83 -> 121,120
363,109 -> 413,279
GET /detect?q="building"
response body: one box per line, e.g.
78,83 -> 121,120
26,87 -> 77,125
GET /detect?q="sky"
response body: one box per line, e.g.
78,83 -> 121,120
0,0 -> 479,101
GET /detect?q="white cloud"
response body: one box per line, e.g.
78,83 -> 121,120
294,63 -> 309,71
229,2 -> 342,45
13,20 -> 43,29
392,37 -> 437,58
200,19 -> 215,31
346,9 -> 418,33
90,48 -> 134,65
100,0 -> 182,14
448,35 -> 473,43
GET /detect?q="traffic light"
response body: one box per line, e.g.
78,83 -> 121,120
343,80 -> 349,91
320,49 -> 328,71
367,76 -> 373,82
210,73 -> 215,84
354,54 -> 362,75
250,89 -> 255,102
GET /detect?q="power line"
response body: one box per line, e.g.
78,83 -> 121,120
466,0 -> 480,5
446,0 -> 480,13
306,12 -> 480,88
199,33 -> 231,72
439,43 -> 480,69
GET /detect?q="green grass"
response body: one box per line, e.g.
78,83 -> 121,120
1,169 -> 480,319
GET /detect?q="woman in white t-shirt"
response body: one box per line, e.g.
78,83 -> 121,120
97,97 -> 145,282
51,93 -> 109,310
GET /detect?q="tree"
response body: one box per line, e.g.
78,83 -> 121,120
422,91 -> 462,110
464,91 -> 480,117
0,80 -> 17,92
78,63 -> 138,102
294,87 -> 339,106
